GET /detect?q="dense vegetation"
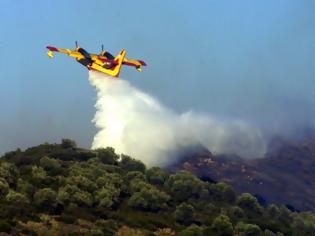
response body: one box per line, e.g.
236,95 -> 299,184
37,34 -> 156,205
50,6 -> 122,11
0,139 -> 314,235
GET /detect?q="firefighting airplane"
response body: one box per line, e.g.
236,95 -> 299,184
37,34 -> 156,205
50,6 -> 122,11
46,42 -> 146,77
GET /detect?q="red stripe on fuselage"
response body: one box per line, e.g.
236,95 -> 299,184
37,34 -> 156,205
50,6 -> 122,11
123,61 -> 137,66
98,57 -> 118,65
138,60 -> 147,66
123,60 -> 147,67
46,46 -> 58,52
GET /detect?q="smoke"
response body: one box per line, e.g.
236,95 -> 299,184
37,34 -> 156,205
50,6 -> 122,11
89,71 -> 266,167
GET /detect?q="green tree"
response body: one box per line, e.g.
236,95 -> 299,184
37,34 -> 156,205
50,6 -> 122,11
166,171 -> 204,202
125,171 -> 146,183
146,167 -> 169,185
95,185 -> 120,208
119,155 -> 146,173
235,222 -> 262,236
95,147 -> 119,165
34,188 -> 57,210
0,220 -> 11,234
174,202 -> 196,226
236,193 -> 262,214
31,166 -> 47,185
278,206 -> 293,226
5,190 -> 29,205
211,214 -> 233,236
0,162 -> 18,187
66,175 -> 97,193
96,172 -> 123,189
227,206 -> 244,223
201,202 -> 219,221
291,213 -> 315,236
129,179 -> 152,193
179,224 -> 204,236
128,183 -> 169,211
39,156 -> 62,175
266,204 -> 280,219
16,178 -> 35,197
57,184 -> 93,207
61,138 -> 77,148
263,229 -> 284,236
209,182 -> 236,203
0,178 -> 9,197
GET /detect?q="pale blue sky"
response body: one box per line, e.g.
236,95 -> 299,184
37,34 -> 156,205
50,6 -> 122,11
0,1 -> 315,152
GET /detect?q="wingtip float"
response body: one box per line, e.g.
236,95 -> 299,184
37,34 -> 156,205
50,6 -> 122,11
46,42 -> 147,78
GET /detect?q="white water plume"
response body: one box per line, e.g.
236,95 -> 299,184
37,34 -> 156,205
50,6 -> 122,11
89,71 -> 266,167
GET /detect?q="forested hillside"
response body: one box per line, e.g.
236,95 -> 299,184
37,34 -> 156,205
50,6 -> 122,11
0,139 -> 314,235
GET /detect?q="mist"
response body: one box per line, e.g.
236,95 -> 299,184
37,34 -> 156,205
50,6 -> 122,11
89,71 -> 266,167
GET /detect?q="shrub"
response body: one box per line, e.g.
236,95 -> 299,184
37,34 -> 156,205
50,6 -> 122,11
227,206 -> 244,223
31,166 -> 47,185
209,182 -> 236,203
0,162 -> 18,186
235,222 -> 262,236
61,139 -> 77,149
154,228 -> 176,236
58,213 -> 77,224
5,190 -> 29,205
146,167 -> 169,185
125,171 -> 146,183
236,193 -> 262,214
129,179 -> 152,193
57,184 -> 93,207
267,204 -> 280,219
39,156 -> 62,175
263,229 -> 284,236
211,214 -> 233,236
115,226 -> 145,236
119,155 -> 146,173
66,175 -> 97,193
95,185 -> 120,208
96,172 -> 123,189
95,147 -> 119,165
128,184 -> 169,211
166,171 -> 204,202
0,220 -> 11,233
0,178 -> 9,197
174,203 -> 196,226
34,188 -> 57,210
179,224 -> 204,236
16,178 -> 35,197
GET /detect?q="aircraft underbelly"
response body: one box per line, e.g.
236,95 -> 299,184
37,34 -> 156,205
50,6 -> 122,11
77,58 -> 93,67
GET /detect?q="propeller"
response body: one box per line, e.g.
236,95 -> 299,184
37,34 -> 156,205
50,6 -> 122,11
75,41 -> 78,48
101,44 -> 104,51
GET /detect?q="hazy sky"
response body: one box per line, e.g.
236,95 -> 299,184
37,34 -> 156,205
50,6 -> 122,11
0,1 -> 315,153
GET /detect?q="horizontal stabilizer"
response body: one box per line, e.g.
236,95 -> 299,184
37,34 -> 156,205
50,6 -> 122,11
138,60 -> 147,66
47,51 -> 54,58
46,46 -> 58,52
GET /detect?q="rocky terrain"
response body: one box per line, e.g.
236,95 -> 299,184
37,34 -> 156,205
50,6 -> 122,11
169,138 -> 315,211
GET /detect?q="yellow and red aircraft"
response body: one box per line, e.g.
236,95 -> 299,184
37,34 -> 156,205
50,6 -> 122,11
46,42 -> 146,77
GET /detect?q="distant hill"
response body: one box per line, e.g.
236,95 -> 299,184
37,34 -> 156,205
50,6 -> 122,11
169,138 -> 315,212
0,139 -> 314,235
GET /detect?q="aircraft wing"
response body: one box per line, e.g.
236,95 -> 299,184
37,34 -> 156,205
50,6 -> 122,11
123,58 -> 146,67
123,58 -> 147,71
46,46 -> 84,59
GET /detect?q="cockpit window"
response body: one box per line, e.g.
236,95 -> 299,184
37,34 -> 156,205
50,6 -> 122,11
104,52 -> 115,60
78,48 -> 91,59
